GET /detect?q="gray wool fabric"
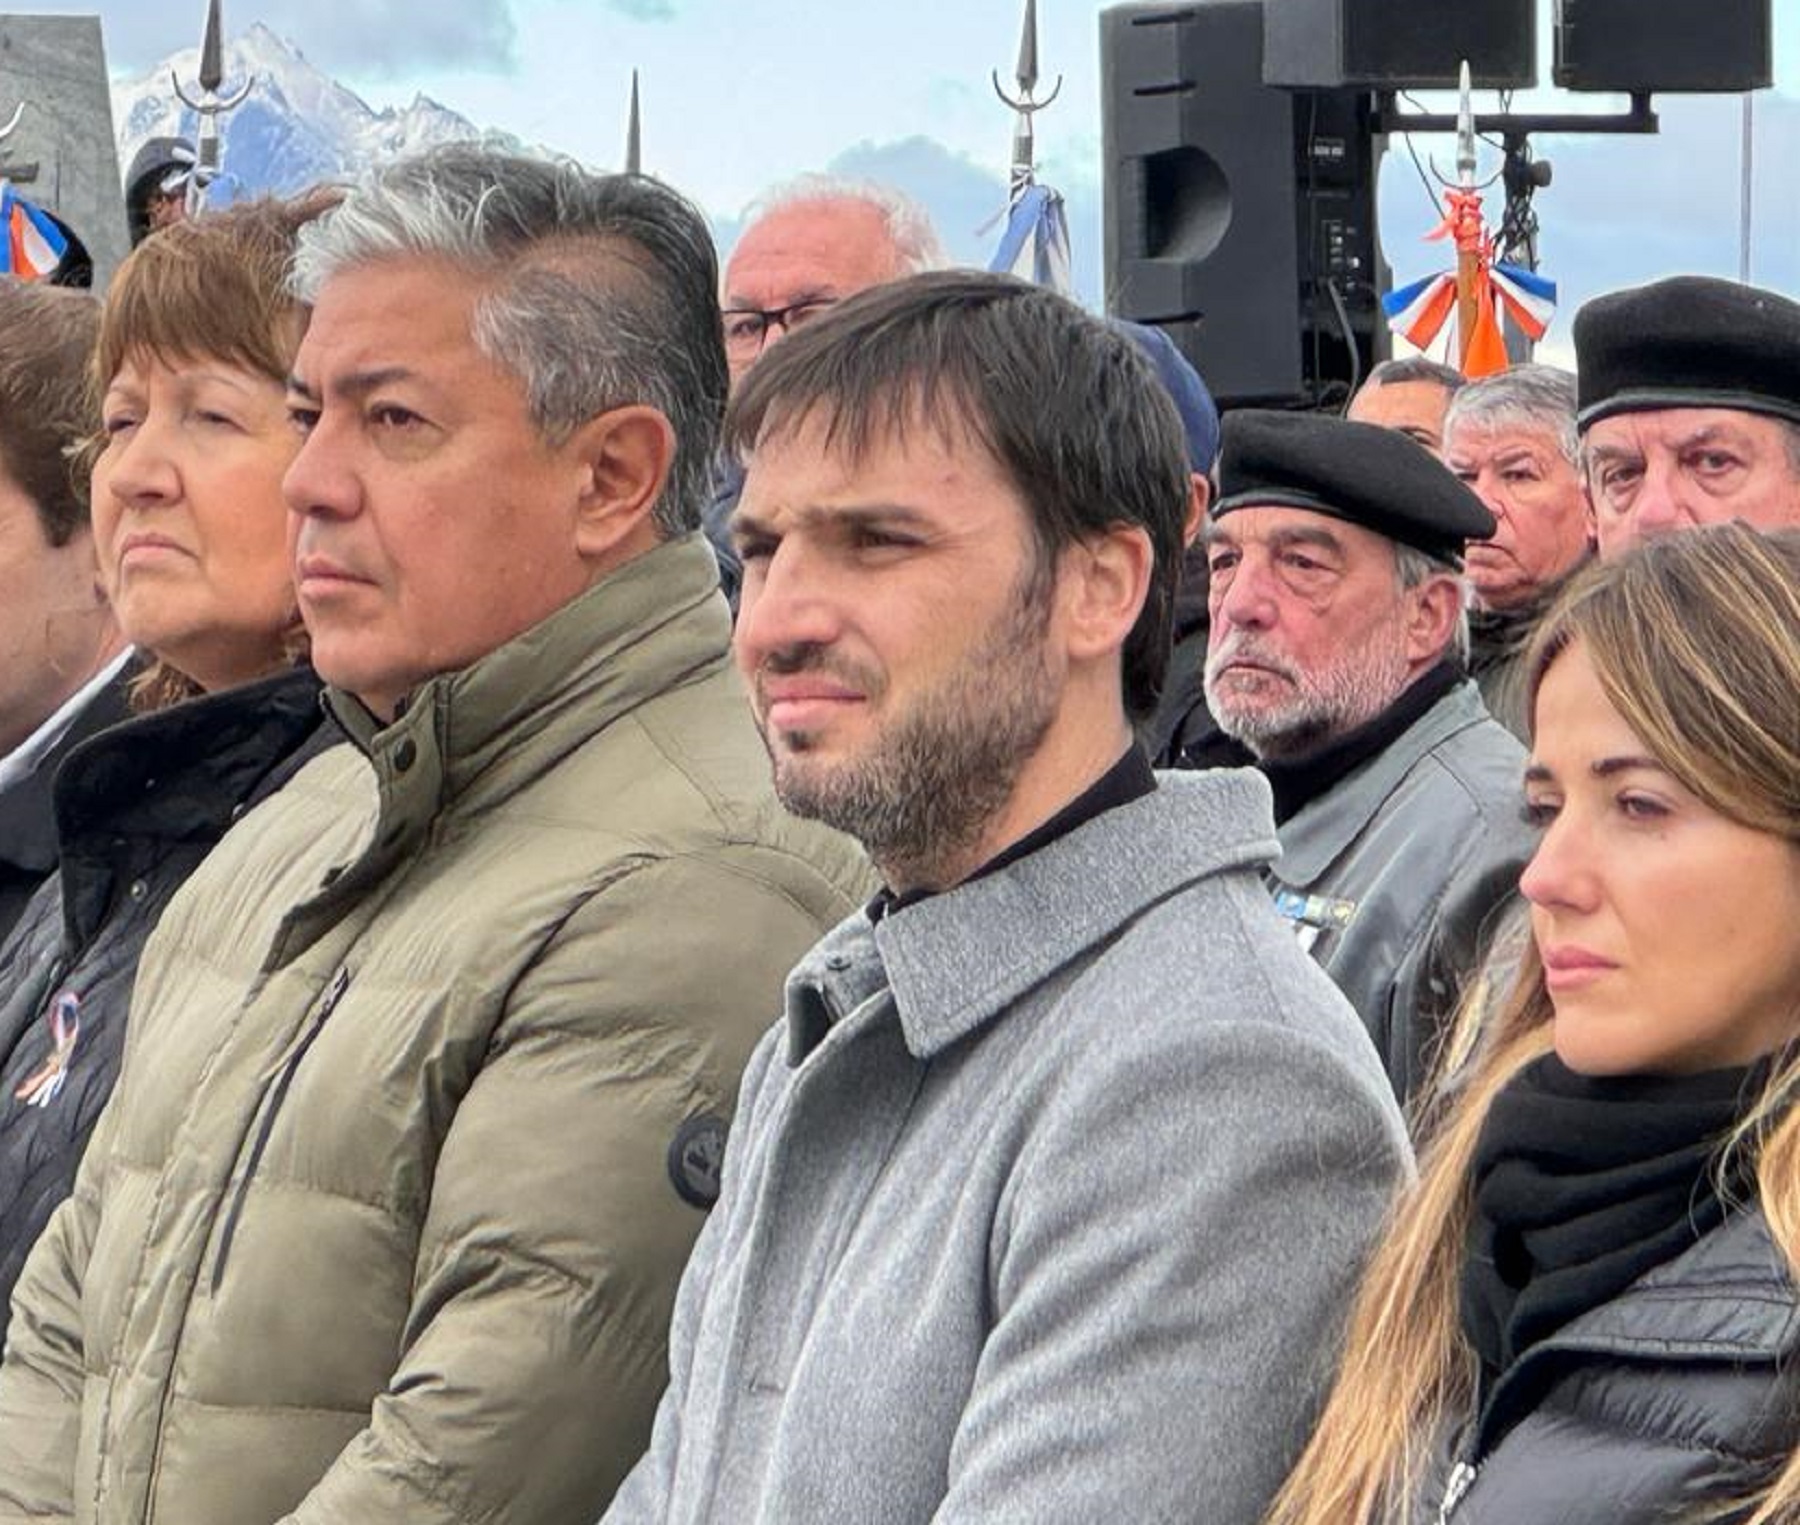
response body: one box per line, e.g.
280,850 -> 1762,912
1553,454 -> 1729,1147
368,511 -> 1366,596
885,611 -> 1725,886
604,769 -> 1412,1525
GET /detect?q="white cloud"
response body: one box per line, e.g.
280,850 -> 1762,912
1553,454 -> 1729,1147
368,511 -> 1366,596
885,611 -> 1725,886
7,0 -> 518,77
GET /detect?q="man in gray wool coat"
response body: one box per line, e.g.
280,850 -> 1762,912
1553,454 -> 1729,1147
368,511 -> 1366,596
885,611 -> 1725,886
603,270 -> 1412,1525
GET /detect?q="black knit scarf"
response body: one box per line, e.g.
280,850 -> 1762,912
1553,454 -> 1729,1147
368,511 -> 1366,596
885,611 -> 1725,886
1461,1052 -> 1767,1380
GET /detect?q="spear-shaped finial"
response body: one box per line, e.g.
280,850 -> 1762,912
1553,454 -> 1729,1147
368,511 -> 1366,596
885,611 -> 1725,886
172,0 -> 253,216
199,0 -> 226,94
992,0 -> 1061,203
1455,60 -> 1477,188
1014,0 -> 1040,96
624,70 -> 641,175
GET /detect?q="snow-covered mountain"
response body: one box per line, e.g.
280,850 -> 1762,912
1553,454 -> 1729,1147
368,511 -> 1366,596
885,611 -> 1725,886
112,23 -> 527,198
107,23 -> 1062,296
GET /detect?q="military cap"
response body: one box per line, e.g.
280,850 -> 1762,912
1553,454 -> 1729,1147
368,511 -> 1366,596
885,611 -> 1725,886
1212,408 -> 1494,565
1574,275 -> 1800,431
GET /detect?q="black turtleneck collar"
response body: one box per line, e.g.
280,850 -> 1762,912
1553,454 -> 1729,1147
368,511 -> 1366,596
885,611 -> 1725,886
1257,659 -> 1463,825
869,744 -> 1156,923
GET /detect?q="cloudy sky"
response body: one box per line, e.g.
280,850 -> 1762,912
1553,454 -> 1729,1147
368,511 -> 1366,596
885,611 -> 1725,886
27,0 -> 1798,362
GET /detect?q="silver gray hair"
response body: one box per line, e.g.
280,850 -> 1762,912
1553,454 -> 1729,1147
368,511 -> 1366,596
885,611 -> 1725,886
1443,363 -> 1579,467
291,144 -> 727,537
1394,542 -> 1472,667
732,173 -> 949,279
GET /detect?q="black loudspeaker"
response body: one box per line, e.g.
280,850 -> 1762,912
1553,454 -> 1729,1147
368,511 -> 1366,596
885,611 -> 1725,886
1265,0 -> 1534,88
1554,0 -> 1771,92
1102,0 -> 1387,410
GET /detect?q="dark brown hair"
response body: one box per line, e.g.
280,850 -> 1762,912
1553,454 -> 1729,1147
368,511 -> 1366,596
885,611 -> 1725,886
94,188 -> 342,395
725,269 -> 1190,721
0,279 -> 100,546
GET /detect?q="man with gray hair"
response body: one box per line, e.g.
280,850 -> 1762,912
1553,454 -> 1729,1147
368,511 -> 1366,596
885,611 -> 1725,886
1443,364 -> 1592,737
0,146 -> 870,1525
1201,410 -> 1533,1103
705,175 -> 947,603
721,173 -> 947,388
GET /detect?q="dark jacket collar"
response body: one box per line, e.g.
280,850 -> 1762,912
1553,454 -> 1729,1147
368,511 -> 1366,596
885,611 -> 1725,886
1257,660 -> 1461,825
1553,1206 -> 1800,1361
53,667 -> 331,948
1469,560 -> 1587,677
0,662 -> 138,876
1274,679 -> 1497,884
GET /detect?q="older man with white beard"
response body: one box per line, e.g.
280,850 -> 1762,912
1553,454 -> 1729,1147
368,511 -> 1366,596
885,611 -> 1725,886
1200,409 -> 1535,1105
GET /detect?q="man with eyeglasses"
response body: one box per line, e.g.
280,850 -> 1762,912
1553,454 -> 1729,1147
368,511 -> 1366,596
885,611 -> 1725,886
1574,275 -> 1800,553
704,176 -> 947,606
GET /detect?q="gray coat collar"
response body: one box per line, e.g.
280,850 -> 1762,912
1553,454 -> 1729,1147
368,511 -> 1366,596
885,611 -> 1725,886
1276,680 -> 1492,884
785,770 -> 1277,1065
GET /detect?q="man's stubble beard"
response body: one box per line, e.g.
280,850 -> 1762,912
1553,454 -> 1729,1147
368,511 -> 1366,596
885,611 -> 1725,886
757,575 -> 1061,888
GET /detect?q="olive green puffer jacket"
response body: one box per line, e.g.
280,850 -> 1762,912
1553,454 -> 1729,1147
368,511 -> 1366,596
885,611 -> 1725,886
0,536 -> 872,1525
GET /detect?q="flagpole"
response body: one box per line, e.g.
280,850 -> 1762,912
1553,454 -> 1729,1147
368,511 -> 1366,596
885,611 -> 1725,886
993,0 -> 1061,205
1453,62 -> 1480,371
171,0 -> 252,217
624,70 -> 642,176
1738,93 -> 1753,284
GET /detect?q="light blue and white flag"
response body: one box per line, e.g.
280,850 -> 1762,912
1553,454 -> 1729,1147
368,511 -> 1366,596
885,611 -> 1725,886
988,182 -> 1073,296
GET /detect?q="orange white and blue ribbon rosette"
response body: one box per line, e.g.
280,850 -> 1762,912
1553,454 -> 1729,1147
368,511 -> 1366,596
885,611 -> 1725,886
1382,187 -> 1557,378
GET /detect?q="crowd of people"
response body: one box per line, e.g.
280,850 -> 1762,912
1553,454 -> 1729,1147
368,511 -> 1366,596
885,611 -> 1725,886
0,142 -> 1795,1525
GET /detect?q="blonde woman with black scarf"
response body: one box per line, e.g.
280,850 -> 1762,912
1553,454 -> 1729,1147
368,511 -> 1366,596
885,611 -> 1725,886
1268,521 -> 1800,1525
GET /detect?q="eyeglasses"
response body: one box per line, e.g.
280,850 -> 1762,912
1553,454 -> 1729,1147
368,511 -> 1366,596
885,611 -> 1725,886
721,298 -> 839,359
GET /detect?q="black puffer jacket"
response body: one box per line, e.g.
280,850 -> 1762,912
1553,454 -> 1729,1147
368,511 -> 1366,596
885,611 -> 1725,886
0,666 -> 335,1318
1426,1207 -> 1800,1524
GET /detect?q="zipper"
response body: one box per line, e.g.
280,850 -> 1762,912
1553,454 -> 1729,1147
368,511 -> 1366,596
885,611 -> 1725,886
209,966 -> 351,1294
1434,1302 -> 1779,1524
1436,1458 -> 1479,1523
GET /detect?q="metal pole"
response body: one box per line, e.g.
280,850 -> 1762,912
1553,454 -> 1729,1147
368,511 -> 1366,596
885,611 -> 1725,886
1738,93 -> 1754,284
624,70 -> 641,175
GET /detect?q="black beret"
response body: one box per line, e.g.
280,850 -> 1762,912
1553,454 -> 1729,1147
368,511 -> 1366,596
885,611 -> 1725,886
1574,275 -> 1800,431
1211,408 -> 1494,565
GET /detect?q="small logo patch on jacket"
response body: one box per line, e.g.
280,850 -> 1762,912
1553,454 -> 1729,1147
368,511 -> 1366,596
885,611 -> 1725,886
668,1114 -> 727,1209
14,990 -> 81,1109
